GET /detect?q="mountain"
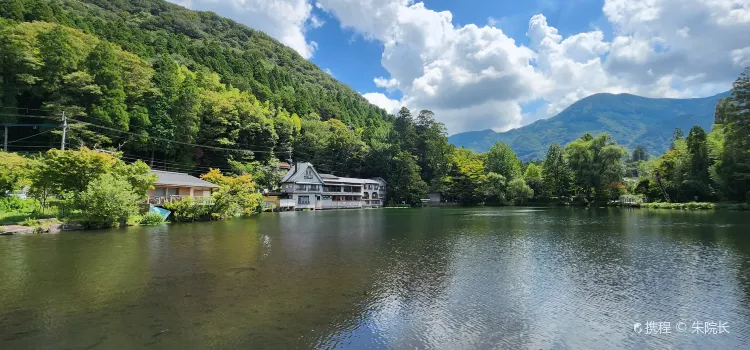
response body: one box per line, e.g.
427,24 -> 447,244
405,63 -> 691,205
449,91 -> 732,160
0,0 -> 390,127
0,0 -> 395,178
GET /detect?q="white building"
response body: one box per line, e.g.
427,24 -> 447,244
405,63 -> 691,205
279,162 -> 386,210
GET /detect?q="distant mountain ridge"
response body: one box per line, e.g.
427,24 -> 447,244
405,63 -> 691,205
449,91 -> 732,160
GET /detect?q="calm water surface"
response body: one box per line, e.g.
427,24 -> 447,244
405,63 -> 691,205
1,207 -> 749,349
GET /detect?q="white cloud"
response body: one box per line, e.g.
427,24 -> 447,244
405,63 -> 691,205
317,0 -> 543,133
362,92 -> 402,114
167,0 -> 320,58
487,17 -> 499,27
319,0 -> 750,133
374,77 -> 400,91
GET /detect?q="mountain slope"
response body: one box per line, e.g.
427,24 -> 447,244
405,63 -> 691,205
1,0 -> 389,127
449,91 -> 731,160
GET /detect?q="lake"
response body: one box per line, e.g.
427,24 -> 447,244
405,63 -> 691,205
1,207 -> 749,349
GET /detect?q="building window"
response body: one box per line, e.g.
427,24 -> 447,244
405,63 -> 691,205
309,185 -> 320,191
374,185 -> 379,190
363,192 -> 369,199
296,184 -> 307,191
304,168 -> 314,179
298,196 -> 310,204
372,192 -> 379,199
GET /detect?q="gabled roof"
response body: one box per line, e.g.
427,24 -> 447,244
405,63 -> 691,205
280,162 -> 324,184
151,170 -> 220,188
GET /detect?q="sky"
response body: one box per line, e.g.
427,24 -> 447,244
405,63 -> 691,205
168,0 -> 750,135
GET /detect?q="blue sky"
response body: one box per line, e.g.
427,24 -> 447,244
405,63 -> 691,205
309,0 -> 607,95
170,0 -> 749,134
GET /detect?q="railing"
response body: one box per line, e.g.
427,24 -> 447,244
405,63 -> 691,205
148,195 -> 214,206
323,201 -> 363,209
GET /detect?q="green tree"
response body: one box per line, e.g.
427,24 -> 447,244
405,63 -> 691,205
0,0 -> 25,21
201,168 -> 263,218
387,151 -> 427,206
86,41 -> 129,131
565,133 -> 626,200
446,148 -> 487,205
720,67 -> 750,201
631,146 -> 649,162
542,143 -> 571,198
483,172 -> 507,205
415,109 -> 452,187
685,126 -> 710,183
523,163 -> 544,199
392,107 -> 417,154
507,178 -> 534,205
0,151 -> 29,195
30,147 -> 119,198
77,173 -> 140,228
486,141 -> 522,180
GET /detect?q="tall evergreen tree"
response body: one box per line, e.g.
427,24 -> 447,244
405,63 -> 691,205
542,143 -> 571,198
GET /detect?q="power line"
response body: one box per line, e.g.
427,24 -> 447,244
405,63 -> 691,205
0,112 -> 286,154
118,154 -> 236,173
8,127 -> 61,145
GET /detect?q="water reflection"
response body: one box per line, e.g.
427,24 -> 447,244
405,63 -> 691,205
0,208 -> 749,348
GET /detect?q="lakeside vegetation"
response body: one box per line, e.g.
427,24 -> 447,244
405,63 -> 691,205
0,147 -> 262,228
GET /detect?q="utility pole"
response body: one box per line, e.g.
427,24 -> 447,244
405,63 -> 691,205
287,147 -> 293,165
60,111 -> 67,150
3,126 -> 7,152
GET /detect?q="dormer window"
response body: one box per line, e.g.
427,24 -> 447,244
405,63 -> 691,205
304,168 -> 313,179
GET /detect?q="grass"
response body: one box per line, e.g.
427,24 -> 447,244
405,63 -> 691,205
0,198 -> 80,226
640,202 -> 750,210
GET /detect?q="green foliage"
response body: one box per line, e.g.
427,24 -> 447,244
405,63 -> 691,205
76,173 -> 140,228
542,143 -> 571,198
163,196 -> 209,222
19,217 -> 38,227
507,178 -> 534,205
201,168 -> 263,218
445,149 -> 487,205
523,163 -> 544,199
28,148 -> 155,205
140,212 -> 166,226
0,151 -> 29,194
387,151 -> 427,206
483,172 -> 506,205
486,142 -> 522,180
641,202 -> 716,210
565,133 -> 627,201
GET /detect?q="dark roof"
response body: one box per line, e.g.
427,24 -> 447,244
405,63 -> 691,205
279,162 -> 291,169
151,170 -> 220,188
319,174 -> 338,179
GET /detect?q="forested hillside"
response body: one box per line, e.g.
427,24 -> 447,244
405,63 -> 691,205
0,0 -> 393,175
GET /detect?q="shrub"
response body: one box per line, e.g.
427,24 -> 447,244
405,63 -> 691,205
163,197 -> 209,222
19,217 -> 38,227
0,197 -> 26,212
140,212 -> 166,226
76,173 -> 140,228
641,202 -> 716,210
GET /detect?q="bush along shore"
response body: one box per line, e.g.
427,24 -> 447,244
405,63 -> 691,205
0,148 -> 263,234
